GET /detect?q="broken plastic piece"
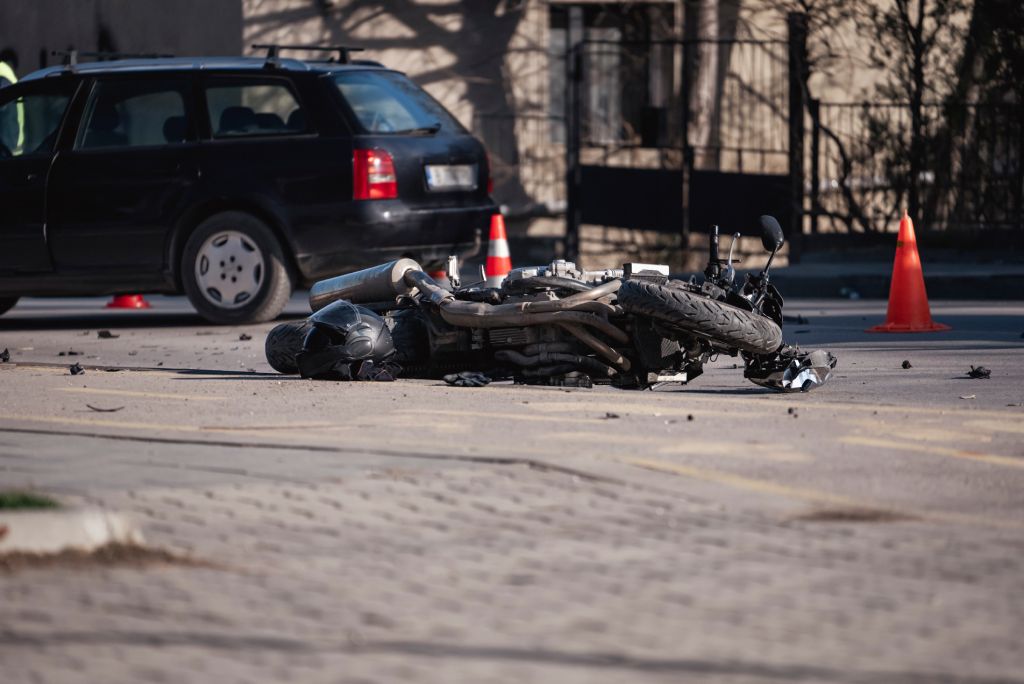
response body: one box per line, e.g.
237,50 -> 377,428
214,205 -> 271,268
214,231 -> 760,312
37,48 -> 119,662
97,330 -> 119,339
443,371 -> 491,387
239,333 -> 253,341
967,365 -> 991,379
87,404 -> 124,412
69,363 -> 84,376
745,347 -> 836,392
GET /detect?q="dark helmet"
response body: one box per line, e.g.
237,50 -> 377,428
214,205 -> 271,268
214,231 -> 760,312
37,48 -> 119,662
296,300 -> 396,380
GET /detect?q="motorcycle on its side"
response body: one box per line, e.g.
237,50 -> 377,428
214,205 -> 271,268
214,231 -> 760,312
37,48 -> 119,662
265,215 -> 836,392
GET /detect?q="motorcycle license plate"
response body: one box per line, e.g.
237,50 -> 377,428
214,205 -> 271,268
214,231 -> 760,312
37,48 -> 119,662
424,164 -> 477,191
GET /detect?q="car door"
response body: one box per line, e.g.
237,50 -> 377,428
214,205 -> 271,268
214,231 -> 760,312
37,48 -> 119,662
0,79 -> 77,272
196,74 -> 349,253
46,74 -> 200,274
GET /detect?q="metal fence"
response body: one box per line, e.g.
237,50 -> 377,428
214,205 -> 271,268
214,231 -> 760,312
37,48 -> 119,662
810,101 -> 1024,236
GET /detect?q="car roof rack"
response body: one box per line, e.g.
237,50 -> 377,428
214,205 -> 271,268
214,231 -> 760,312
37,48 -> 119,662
252,44 -> 365,69
51,49 -> 175,69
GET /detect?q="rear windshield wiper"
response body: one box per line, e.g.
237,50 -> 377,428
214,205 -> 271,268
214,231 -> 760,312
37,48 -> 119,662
405,122 -> 441,135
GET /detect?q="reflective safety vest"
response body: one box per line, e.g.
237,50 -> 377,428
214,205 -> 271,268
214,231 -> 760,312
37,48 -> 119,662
0,61 -> 24,151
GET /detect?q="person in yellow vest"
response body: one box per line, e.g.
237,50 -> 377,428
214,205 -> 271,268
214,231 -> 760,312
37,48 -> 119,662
0,48 -> 24,154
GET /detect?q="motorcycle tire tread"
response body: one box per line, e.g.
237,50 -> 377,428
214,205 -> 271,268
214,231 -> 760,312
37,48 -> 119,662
265,320 -> 313,374
617,280 -> 782,354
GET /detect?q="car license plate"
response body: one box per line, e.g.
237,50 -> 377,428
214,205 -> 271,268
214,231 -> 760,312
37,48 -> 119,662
424,164 -> 477,191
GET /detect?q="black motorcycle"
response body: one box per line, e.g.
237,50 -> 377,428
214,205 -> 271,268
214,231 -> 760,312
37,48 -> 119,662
265,216 -> 835,392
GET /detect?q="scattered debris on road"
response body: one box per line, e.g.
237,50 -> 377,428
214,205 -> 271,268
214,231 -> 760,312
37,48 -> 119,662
602,412 -> 620,419
69,363 -> 84,376
238,333 -> 252,341
58,350 -> 81,357
0,348 -> 9,363
97,330 -> 119,339
86,404 -> 125,413
901,360 -> 912,369
967,365 -> 992,379
443,371 -> 491,387
745,348 -> 837,392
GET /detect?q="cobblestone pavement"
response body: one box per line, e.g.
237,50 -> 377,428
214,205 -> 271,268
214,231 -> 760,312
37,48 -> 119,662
3,433 -> 1023,684
1,298 -> 1023,683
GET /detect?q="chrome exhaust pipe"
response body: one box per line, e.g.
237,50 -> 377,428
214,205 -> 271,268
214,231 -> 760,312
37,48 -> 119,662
309,258 -> 422,311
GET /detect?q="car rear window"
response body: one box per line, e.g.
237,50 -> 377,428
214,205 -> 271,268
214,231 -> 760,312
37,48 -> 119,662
205,80 -> 307,138
332,70 -> 462,134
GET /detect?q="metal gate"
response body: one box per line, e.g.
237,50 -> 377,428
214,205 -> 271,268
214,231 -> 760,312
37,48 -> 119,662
564,16 -> 806,262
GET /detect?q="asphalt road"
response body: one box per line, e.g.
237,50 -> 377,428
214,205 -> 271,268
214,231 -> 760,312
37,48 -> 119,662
1,294 -> 1023,684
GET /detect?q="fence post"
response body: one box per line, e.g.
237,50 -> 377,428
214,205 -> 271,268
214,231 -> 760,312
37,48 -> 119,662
787,12 -> 808,263
809,98 -> 820,236
564,43 -> 582,263
680,38 -> 694,246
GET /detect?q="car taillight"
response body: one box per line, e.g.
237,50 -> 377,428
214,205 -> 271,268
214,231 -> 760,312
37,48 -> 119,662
353,148 -> 397,200
485,150 -> 495,195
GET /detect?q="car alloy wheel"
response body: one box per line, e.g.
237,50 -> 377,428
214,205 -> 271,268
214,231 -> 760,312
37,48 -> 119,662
193,230 -> 266,309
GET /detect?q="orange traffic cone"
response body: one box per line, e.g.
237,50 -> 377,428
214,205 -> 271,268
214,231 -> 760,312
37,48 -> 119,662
427,268 -> 449,288
866,211 -> 949,333
106,294 -> 151,310
485,213 -> 512,287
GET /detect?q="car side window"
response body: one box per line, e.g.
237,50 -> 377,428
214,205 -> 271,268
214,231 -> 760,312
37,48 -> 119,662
0,87 -> 73,159
205,80 -> 307,138
77,79 -> 192,150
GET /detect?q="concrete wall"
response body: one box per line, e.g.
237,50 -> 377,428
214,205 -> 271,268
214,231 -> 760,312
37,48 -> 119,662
0,0 -> 242,73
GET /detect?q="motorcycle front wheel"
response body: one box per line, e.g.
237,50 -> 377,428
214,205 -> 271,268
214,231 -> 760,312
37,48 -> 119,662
617,280 -> 782,355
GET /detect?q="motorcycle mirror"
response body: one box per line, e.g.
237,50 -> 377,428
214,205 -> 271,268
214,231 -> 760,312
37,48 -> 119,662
759,215 -> 785,253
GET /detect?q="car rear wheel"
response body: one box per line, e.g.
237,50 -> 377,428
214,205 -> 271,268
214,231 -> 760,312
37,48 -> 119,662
0,297 -> 19,316
182,212 -> 292,325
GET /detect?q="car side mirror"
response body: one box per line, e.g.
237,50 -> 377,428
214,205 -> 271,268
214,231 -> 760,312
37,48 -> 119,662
759,215 -> 785,253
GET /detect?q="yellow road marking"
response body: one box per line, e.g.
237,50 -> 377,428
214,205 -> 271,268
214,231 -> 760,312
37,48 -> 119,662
0,414 -> 205,433
964,419 -> 1024,435
396,408 -> 605,425
524,400 -> 775,419
619,456 -> 865,506
525,395 -> 1020,420
56,387 -> 226,402
613,456 -> 1023,529
0,414 -> 339,438
841,435 -> 1024,469
551,431 -> 812,463
199,422 -> 341,431
845,418 -> 993,444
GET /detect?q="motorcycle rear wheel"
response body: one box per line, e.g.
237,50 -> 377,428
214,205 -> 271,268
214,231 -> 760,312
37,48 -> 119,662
618,280 -> 782,354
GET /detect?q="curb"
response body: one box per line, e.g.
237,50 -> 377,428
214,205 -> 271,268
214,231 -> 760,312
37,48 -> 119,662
0,509 -> 144,555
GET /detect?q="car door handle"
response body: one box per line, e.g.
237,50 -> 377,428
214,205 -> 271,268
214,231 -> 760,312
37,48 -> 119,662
175,162 -> 201,179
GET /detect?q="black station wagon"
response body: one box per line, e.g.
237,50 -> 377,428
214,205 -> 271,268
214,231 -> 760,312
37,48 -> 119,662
0,46 -> 495,323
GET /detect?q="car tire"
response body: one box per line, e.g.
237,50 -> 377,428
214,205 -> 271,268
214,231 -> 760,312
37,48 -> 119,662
181,212 -> 292,325
0,297 -> 19,317
617,280 -> 783,355
264,320 -> 312,374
